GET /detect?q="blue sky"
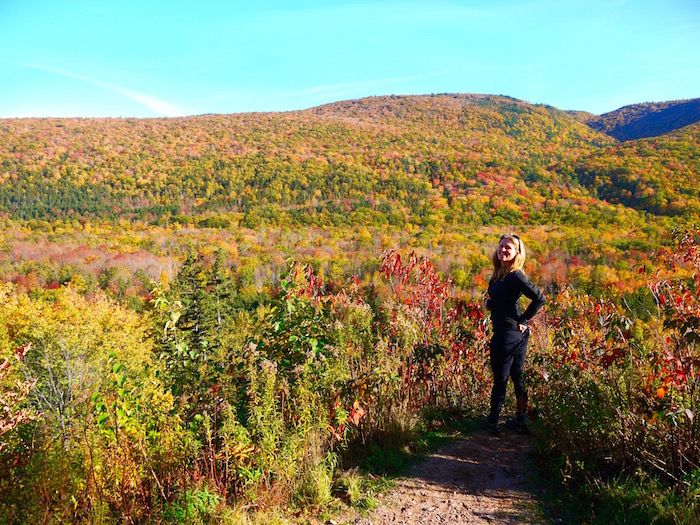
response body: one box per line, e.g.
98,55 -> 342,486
0,0 -> 698,118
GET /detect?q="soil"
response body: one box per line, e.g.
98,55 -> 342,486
343,425 -> 551,525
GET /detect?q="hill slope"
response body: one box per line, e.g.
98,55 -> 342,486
0,94 -> 619,227
569,123 -> 700,216
586,98 -> 700,141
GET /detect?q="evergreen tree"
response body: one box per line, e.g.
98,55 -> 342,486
156,250 -> 240,418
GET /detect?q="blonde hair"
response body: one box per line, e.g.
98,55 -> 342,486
490,233 -> 526,283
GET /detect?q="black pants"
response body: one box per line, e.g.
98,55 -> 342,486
487,329 -> 529,424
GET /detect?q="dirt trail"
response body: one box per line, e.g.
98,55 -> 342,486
347,427 -> 551,525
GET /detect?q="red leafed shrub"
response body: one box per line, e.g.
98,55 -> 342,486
242,253 -> 493,503
380,249 -> 490,412
530,228 -> 700,487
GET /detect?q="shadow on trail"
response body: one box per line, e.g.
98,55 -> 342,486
355,424 -> 550,524
405,428 -> 538,495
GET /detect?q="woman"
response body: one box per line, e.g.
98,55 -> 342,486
484,234 -> 545,435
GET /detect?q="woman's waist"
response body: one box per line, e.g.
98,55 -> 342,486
490,316 -> 521,331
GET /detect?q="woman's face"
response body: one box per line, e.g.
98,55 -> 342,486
497,238 -> 519,264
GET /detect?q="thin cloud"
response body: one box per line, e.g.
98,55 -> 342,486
22,63 -> 185,117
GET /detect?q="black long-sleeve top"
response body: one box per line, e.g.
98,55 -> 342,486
486,270 -> 545,332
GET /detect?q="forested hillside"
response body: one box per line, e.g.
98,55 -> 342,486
571,123 -> 700,216
1,94 -> 619,228
586,97 -> 700,141
1,93 -> 697,310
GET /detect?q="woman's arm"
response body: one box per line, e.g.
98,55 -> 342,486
515,272 -> 545,324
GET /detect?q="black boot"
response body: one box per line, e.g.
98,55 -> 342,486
485,416 -> 501,435
505,414 -> 529,434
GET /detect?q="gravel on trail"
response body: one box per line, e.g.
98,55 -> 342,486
345,426 -> 551,525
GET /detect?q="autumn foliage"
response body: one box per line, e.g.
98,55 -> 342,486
529,229 -> 700,491
1,94 -> 700,522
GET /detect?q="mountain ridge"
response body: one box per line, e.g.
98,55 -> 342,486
0,93 -> 697,227
586,98 -> 700,141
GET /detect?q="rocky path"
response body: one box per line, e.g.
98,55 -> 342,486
347,427 -> 551,525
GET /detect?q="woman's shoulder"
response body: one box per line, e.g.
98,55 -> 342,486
511,269 -> 535,287
512,269 -> 544,297
510,269 -> 528,281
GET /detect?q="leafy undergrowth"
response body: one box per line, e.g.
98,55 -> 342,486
270,411 -> 476,525
310,412 -> 482,524
358,411 -> 477,477
2,229 -> 700,523
533,448 -> 700,525
523,228 -> 700,524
